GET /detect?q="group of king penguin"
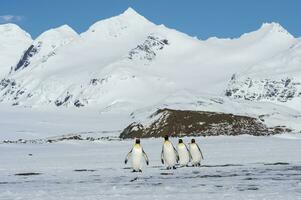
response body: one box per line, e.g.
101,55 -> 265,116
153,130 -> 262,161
125,135 -> 204,172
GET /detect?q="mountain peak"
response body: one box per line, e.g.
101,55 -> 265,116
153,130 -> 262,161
236,22 -> 295,42
82,7 -> 154,37
261,22 -> 284,31
259,22 -> 293,38
54,24 -> 77,33
35,24 -> 78,42
0,23 -> 22,30
122,7 -> 140,16
119,7 -> 150,22
0,23 -> 32,39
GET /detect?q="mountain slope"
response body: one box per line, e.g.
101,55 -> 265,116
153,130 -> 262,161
0,24 -> 32,77
225,38 -> 301,111
13,24 -> 79,73
0,8 -> 298,110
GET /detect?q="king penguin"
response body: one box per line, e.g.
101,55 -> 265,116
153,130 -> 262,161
189,138 -> 204,167
177,139 -> 191,167
125,138 -> 149,172
161,135 -> 179,169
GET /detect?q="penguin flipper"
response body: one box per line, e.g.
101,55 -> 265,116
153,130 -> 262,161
173,145 -> 179,163
124,149 -> 133,164
196,144 -> 204,160
142,149 -> 149,165
186,144 -> 193,161
161,147 -> 164,164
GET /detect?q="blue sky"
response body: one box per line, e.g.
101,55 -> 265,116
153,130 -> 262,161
0,0 -> 300,39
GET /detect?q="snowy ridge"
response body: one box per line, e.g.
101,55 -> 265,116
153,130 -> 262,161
13,25 -> 78,73
0,24 -> 32,77
0,14 -> 298,109
82,7 -> 154,38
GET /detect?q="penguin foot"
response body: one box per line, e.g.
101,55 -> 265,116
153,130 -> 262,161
173,166 -> 176,170
132,169 -> 142,173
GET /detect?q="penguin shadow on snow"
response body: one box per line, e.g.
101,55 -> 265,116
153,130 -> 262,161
74,169 -> 97,172
14,172 -> 42,176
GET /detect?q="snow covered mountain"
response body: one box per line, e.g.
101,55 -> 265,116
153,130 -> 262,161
0,24 -> 32,77
0,8 -> 299,109
0,8 -> 301,133
225,38 -> 301,111
13,24 -> 79,72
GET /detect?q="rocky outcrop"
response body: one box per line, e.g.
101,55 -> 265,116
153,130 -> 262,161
119,108 -> 290,139
128,34 -> 169,62
0,78 -> 30,105
225,74 -> 301,102
14,44 -> 40,71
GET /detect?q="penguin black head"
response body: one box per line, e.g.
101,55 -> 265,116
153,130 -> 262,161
135,138 -> 140,144
164,135 -> 169,141
178,139 -> 183,143
191,138 -> 195,143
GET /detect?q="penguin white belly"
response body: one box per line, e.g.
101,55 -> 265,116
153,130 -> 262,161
163,142 -> 176,167
131,146 -> 143,171
178,144 -> 189,166
190,144 -> 202,165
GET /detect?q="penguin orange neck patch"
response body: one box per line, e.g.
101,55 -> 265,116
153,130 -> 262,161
164,140 -> 171,145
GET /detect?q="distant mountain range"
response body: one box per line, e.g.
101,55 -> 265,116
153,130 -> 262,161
1,8 -> 301,135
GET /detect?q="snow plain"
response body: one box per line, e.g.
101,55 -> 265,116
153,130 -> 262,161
1,135 -> 301,200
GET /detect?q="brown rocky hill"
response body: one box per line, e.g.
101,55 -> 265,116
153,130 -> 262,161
120,108 -> 290,139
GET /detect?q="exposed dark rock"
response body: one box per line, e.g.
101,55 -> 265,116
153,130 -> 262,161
0,79 -> 16,90
120,108 -> 291,139
0,78 -> 29,106
1,134 -> 120,144
90,78 -> 100,86
15,44 -> 40,71
47,135 -> 83,143
54,93 -> 73,106
74,100 -> 85,107
225,75 -> 300,102
128,35 -> 169,61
